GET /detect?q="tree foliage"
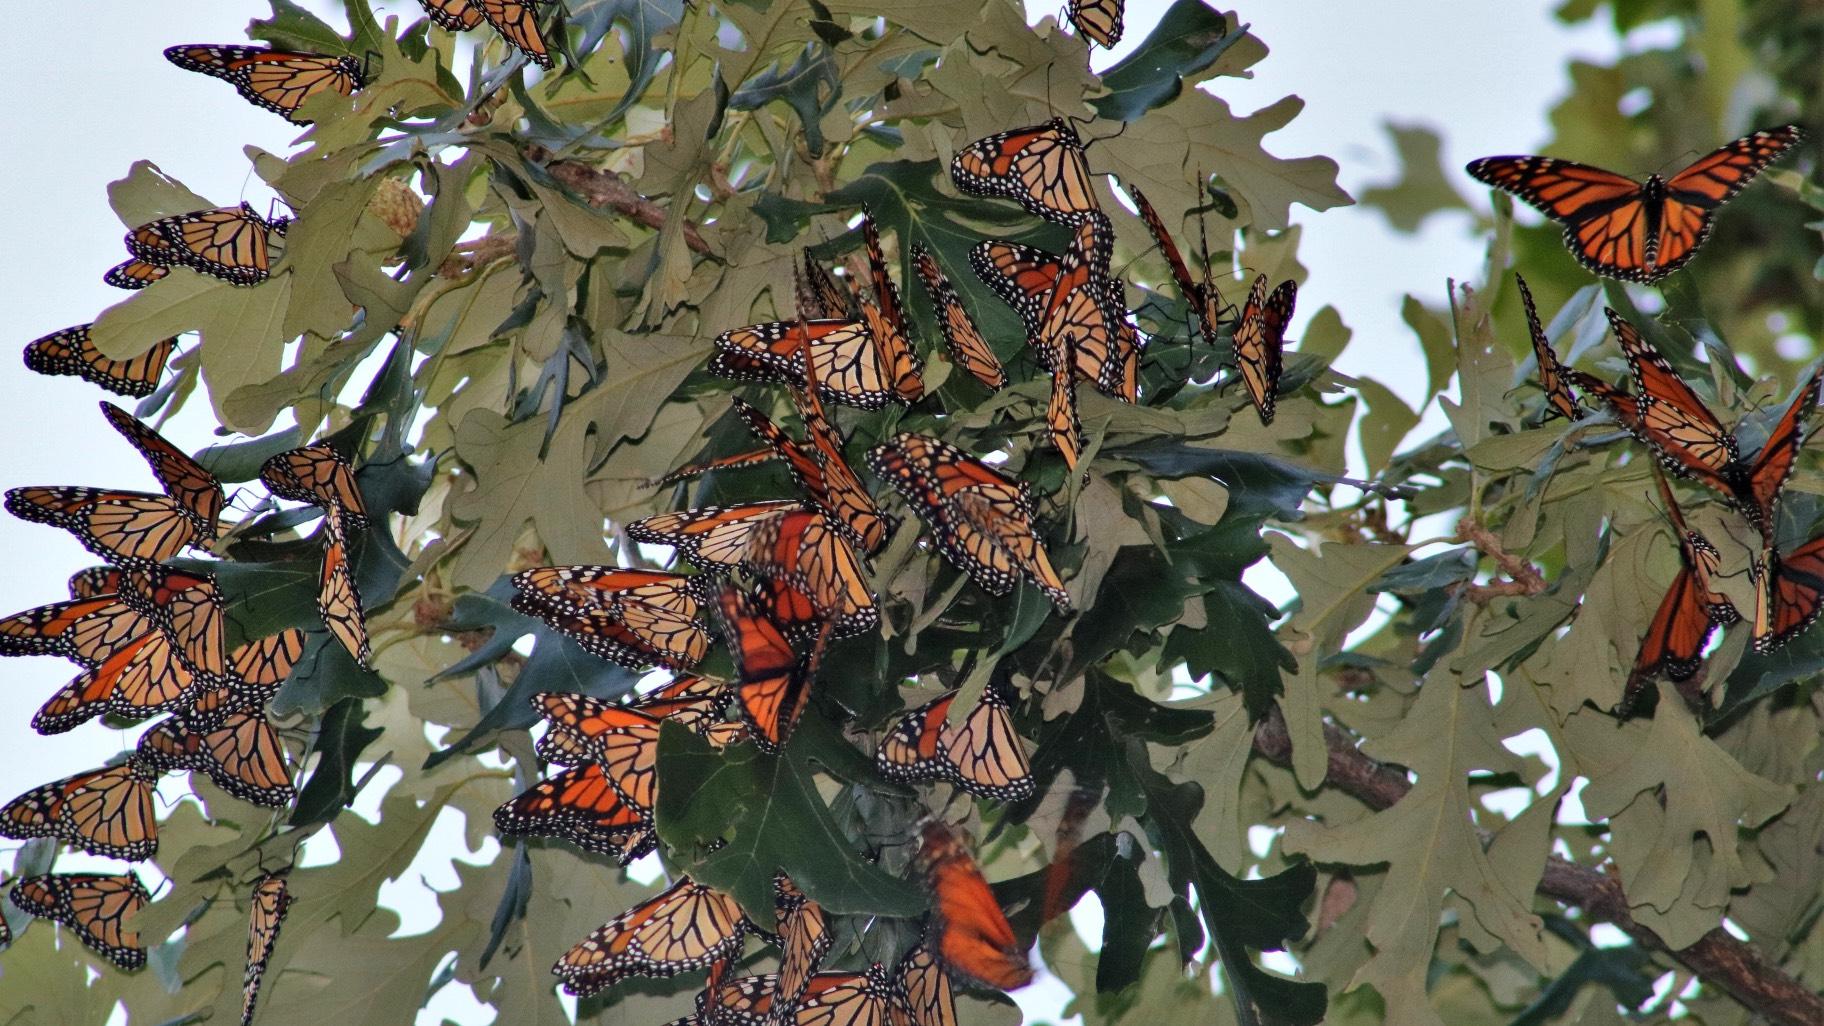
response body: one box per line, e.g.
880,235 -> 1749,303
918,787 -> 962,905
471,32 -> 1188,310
4,2 -> 1824,1026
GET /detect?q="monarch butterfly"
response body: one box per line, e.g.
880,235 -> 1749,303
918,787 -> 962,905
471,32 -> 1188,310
103,259 -> 170,290
319,504 -> 370,666
7,488 -> 214,568
554,876 -> 749,995
68,566 -> 124,600
710,320 -> 902,411
854,210 -> 925,405
867,433 -> 1072,613
1610,309 -> 1821,545
1515,275 -> 1580,422
164,45 -> 365,123
1231,274 -> 1296,424
261,442 -> 369,530
1465,125 -> 1804,283
137,702 -> 295,807
971,224 -> 1140,403
658,397 -> 888,556
951,119 -> 1101,226
716,585 -> 831,752
416,0 -> 554,67
1629,470 -> 1740,702
1067,0 -> 1124,46
631,505 -> 877,637
1752,533 -> 1824,653
0,758 -> 159,860
31,624 -> 208,734
895,945 -> 957,1026
493,763 -> 656,863
911,245 -> 1005,391
795,250 -> 853,320
125,204 -> 291,287
242,874 -> 294,1026
1129,185 -> 1224,353
511,566 -> 713,670
917,821 -> 1032,990
121,566 -> 225,677
9,873 -> 151,969
686,964 -> 779,1025
877,687 -> 1035,801
768,874 -> 832,1026
23,324 -> 176,398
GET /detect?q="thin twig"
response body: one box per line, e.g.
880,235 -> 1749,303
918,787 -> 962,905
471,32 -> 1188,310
524,145 -> 713,255
1251,706 -> 1824,1026
1454,514 -> 1547,604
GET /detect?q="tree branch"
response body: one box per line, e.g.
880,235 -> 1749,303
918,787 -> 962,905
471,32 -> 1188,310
524,145 -> 713,256
1251,706 -> 1824,1026
1454,515 -> 1547,604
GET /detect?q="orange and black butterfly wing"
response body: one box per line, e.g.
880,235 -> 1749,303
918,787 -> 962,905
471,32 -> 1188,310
1231,275 -> 1295,424
1067,0 -> 1124,46
261,442 -> 369,529
716,586 -> 820,752
101,401 -> 225,530
970,240 -> 1059,341
10,874 -> 151,970
164,45 -> 363,122
475,0 -> 554,67
1466,155 -> 1657,281
24,325 -> 175,398
940,685 -> 1034,801
6,487 -> 203,565
1516,275 -> 1580,422
319,504 -> 371,666
1757,536 -> 1824,654
1607,309 -> 1739,497
552,877 -> 748,993
895,945 -> 957,1026
418,0 -> 485,30
1653,125 -> 1804,277
918,822 -> 1033,990
104,259 -> 170,290
57,761 -> 160,860
912,244 -> 1004,391
1740,367 -> 1823,544
950,119 -> 1099,225
243,874 -> 294,1026
494,764 -> 655,863
1128,185 -> 1199,308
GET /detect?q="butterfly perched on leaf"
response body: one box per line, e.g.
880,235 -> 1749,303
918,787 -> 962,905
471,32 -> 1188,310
631,503 -> 878,637
511,566 -> 714,670
1626,469 -> 1740,708
1230,274 -> 1296,424
851,210 -> 925,405
657,395 -> 889,556
1607,309 -> 1820,547
493,762 -> 656,863
241,874 -> 294,1026
1753,533 -> 1824,654
868,433 -> 1072,613
715,585 -> 831,752
766,874 -> 832,1026
912,244 -> 1005,391
121,203 -> 292,287
710,318 -> 906,411
877,686 -> 1035,801
795,249 -> 854,320
952,118 -> 1102,226
917,820 -> 1033,991
261,442 -> 369,531
533,676 -> 732,766
1466,125 -> 1803,283
1129,183 -> 1226,353
137,701 -> 295,807
7,404 -> 223,566
554,876 -> 751,995
23,324 -> 176,398
1515,275 -> 1580,422
164,44 -> 365,123
415,0 -> 555,67
318,504 -> 370,666
972,214 -> 1141,406
894,945 -> 958,1026
0,757 -> 160,860
9,873 -> 151,969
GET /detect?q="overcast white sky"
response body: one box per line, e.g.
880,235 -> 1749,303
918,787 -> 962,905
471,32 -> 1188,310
0,1 -> 1617,1022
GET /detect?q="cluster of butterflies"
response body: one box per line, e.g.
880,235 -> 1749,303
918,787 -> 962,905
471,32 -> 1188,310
1467,124 -> 1816,708
0,404 -> 371,1024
